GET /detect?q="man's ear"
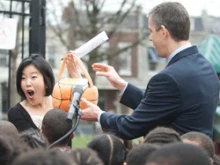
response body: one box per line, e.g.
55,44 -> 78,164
161,25 -> 169,37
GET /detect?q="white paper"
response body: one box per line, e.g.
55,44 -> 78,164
0,18 -> 17,50
71,31 -> 109,58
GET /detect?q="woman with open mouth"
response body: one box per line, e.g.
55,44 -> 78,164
7,54 -> 55,132
7,53 -> 78,133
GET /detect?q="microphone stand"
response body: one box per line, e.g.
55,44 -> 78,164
48,107 -> 82,149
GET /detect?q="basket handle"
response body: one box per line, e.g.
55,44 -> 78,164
57,53 -> 94,87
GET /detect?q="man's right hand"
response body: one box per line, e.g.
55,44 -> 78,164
92,63 -> 128,92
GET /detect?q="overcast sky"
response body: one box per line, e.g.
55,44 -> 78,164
138,0 -> 220,16
43,0 -> 220,21
101,0 -> 220,17
1,0 -> 220,17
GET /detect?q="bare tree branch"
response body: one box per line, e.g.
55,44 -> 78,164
94,31 -> 148,63
47,0 -> 70,49
107,0 -> 136,38
47,0 -> 146,81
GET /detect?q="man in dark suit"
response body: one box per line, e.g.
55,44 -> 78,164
81,2 -> 219,140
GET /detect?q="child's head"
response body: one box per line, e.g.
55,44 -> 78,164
12,149 -> 73,165
20,128 -> 48,149
68,148 -> 104,165
126,143 -> 160,165
41,109 -> 73,146
144,126 -> 182,146
87,133 -> 127,165
181,131 -> 215,163
0,120 -> 18,135
146,142 -> 210,165
0,133 -> 30,165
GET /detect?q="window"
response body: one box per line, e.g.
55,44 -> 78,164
118,42 -> 131,76
0,55 -> 7,67
97,90 -> 106,111
0,50 -> 8,67
47,44 -> 56,68
22,42 -> 29,58
190,18 -> 195,31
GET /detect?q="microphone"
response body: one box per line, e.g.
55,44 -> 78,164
67,86 -> 83,120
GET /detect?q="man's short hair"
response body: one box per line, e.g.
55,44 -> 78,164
148,2 -> 190,41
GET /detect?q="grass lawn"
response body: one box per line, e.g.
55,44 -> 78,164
71,135 -> 94,149
71,135 -> 144,149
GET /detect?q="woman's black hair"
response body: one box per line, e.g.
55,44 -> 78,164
16,54 -> 55,99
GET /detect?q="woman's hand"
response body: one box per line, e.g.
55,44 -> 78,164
64,52 -> 82,78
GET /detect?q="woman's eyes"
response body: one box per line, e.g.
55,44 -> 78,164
32,76 -> 37,79
21,76 -> 37,79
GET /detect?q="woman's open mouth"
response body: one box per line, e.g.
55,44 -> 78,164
27,90 -> 34,98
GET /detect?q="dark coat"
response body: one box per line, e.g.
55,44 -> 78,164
100,46 -> 219,140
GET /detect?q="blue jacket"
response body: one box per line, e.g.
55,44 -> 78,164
100,46 -> 219,140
